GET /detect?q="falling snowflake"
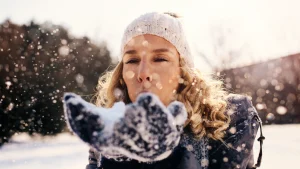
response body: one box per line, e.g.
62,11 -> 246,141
276,106 -> 287,115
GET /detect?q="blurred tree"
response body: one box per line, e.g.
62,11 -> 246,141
220,53 -> 300,125
194,24 -> 252,71
0,20 -> 112,146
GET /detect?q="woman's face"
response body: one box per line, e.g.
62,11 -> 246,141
122,34 -> 181,106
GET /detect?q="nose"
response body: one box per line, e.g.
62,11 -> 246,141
137,61 -> 152,83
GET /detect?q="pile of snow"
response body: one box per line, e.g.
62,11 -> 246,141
0,133 -> 89,169
253,124 -> 300,169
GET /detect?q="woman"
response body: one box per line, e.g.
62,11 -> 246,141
63,12 -> 264,169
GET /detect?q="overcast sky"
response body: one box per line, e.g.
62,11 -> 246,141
1,0 -> 300,71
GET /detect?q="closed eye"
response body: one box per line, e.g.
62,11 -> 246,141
154,57 -> 168,62
125,58 -> 139,64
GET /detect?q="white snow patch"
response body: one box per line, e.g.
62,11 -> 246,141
1,124 -> 299,169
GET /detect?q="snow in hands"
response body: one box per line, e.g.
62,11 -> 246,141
63,92 -> 187,162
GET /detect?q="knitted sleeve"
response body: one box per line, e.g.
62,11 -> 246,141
63,92 -> 187,163
208,94 -> 262,169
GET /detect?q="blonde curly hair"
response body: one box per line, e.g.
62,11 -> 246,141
94,57 -> 230,141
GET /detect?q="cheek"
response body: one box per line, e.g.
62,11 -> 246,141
122,68 -> 137,100
170,74 -> 180,91
123,66 -> 136,83
157,70 -> 180,105
159,69 -> 180,90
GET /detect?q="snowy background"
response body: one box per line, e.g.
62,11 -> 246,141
1,0 -> 300,168
1,124 -> 299,169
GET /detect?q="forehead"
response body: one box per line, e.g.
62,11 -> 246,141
124,34 -> 178,52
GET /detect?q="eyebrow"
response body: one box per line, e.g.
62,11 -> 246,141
123,48 -> 171,56
152,48 -> 170,53
124,50 -> 137,55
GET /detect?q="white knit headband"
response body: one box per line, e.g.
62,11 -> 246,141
119,12 -> 194,67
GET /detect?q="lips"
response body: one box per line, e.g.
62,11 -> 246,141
138,88 -> 151,95
140,90 -> 150,94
